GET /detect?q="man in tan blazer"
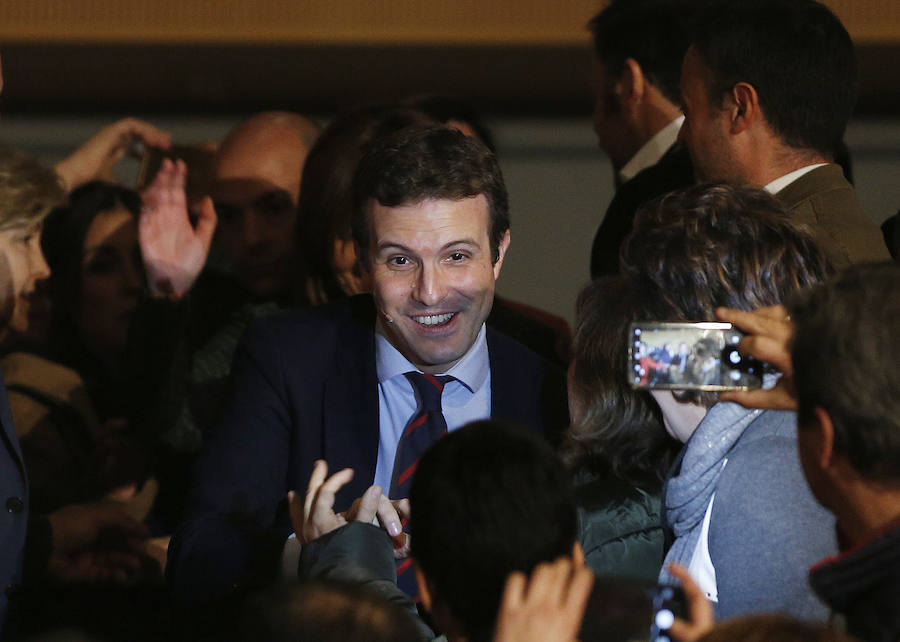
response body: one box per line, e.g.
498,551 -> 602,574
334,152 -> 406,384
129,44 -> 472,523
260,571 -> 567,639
678,0 -> 889,270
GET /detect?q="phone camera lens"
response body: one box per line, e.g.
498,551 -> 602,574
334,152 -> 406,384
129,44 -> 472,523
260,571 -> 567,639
728,350 -> 741,365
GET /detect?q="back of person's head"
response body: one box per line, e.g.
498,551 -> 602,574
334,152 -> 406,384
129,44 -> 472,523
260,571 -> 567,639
296,105 -> 435,305
402,94 -> 497,153
621,183 -> 829,322
562,276 -> 678,489
240,580 -> 422,642
589,0 -> 699,105
0,144 -> 64,231
410,420 -> 577,642
698,614 -> 857,642
790,262 -> 900,482
351,124 -> 509,266
691,0 -> 857,158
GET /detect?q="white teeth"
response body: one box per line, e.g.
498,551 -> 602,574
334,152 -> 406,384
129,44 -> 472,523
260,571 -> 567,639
414,313 -> 454,326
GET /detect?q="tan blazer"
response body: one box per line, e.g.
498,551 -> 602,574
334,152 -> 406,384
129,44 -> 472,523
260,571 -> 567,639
775,163 -> 891,270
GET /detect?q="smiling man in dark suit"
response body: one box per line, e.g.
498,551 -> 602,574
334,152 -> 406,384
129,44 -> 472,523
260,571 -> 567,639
167,125 -> 568,605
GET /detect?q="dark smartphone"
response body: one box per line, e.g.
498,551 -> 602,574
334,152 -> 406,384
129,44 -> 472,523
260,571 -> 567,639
649,583 -> 686,642
136,143 -> 216,201
628,321 -> 765,391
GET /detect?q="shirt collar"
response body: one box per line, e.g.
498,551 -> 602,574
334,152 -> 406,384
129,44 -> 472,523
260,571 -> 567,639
764,163 -> 828,194
375,323 -> 489,393
618,115 -> 685,183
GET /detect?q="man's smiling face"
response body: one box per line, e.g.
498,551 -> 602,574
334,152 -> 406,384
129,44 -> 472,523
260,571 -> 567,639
368,194 -> 509,374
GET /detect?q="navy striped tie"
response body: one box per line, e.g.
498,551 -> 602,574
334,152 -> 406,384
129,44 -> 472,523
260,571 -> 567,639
391,371 -> 453,600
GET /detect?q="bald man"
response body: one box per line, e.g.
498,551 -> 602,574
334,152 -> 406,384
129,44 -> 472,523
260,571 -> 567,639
212,112 -> 319,301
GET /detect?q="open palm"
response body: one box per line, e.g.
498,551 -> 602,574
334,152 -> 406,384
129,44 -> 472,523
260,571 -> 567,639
139,158 -> 216,299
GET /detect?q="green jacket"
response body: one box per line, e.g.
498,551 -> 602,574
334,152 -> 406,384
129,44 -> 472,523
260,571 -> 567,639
575,473 -> 663,583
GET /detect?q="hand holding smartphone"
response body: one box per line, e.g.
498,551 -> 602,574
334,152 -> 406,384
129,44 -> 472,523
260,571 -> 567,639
629,322 -> 769,391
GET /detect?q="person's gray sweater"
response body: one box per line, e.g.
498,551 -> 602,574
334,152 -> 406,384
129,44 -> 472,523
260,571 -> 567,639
664,408 -> 837,621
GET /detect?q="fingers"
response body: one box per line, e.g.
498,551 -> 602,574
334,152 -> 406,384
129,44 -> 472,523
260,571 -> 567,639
667,564 -> 715,642
303,460 -> 329,519
500,570 -> 528,611
715,306 -> 794,367
195,196 -> 218,247
719,385 -> 798,411
352,485 -> 383,525
308,467 -> 354,529
391,497 -> 411,522
376,495 -> 403,537
118,118 -> 172,151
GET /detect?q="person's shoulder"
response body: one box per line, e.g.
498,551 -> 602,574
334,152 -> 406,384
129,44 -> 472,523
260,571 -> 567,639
243,295 -> 375,343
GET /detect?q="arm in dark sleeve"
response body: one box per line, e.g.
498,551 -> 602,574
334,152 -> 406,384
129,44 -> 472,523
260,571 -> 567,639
299,522 -> 434,641
165,319 -> 296,603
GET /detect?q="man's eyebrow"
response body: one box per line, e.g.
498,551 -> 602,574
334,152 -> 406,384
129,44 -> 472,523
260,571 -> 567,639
375,238 -> 482,254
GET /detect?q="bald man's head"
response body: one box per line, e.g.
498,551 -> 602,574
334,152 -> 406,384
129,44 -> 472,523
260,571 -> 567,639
212,112 -> 319,299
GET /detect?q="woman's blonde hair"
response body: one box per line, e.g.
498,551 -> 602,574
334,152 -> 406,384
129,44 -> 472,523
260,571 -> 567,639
0,144 -> 64,231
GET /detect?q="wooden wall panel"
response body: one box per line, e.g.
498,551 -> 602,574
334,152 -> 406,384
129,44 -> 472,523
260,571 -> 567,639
0,1 -> 897,45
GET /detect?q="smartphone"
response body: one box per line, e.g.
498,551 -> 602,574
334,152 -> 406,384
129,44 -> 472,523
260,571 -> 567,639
649,584 -> 686,642
628,321 -> 764,391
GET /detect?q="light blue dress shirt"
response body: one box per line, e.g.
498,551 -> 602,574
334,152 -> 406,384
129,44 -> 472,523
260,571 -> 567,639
373,323 -> 491,493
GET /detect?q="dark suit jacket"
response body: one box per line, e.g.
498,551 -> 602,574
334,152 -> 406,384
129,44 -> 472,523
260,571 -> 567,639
590,144 -> 694,279
167,295 -> 568,603
0,371 -> 28,632
775,163 -> 891,270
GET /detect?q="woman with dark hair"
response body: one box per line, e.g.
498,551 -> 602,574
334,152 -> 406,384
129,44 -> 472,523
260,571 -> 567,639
2,181 -> 151,515
295,105 -> 435,306
620,183 -> 833,620
561,276 -> 680,582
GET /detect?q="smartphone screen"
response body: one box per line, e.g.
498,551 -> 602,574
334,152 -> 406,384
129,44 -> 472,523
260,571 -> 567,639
628,322 -> 764,391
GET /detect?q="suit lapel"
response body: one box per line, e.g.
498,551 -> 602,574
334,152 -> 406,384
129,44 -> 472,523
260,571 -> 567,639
322,298 -> 380,510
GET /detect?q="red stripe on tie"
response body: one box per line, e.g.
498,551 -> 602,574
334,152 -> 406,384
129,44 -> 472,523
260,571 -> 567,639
404,413 -> 428,436
397,460 -> 419,486
397,558 -> 413,574
424,373 -> 444,390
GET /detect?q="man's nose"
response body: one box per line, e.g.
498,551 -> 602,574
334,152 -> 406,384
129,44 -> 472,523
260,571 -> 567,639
412,263 -> 447,307
242,210 -> 267,248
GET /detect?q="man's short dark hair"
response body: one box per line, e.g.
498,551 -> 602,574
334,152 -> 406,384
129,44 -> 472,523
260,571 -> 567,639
410,420 -> 576,642
589,0 -> 700,106
791,262 -> 900,482
691,0 -> 857,158
351,125 -> 509,266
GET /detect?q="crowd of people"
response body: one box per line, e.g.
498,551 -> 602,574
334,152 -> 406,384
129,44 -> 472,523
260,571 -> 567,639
0,0 -> 898,640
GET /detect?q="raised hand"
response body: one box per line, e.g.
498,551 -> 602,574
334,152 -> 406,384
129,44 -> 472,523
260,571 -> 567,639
666,563 -> 715,642
494,555 -> 594,642
139,158 -> 216,299
715,305 -> 797,410
55,118 -> 171,191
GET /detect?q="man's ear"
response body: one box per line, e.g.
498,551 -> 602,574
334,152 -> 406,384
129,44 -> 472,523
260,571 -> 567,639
492,229 -> 511,280
414,564 -> 433,611
617,58 -> 646,116
727,82 -> 761,135
812,406 -> 836,470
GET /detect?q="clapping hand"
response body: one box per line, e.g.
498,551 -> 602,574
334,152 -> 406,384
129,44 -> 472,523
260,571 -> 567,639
288,460 -> 411,557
